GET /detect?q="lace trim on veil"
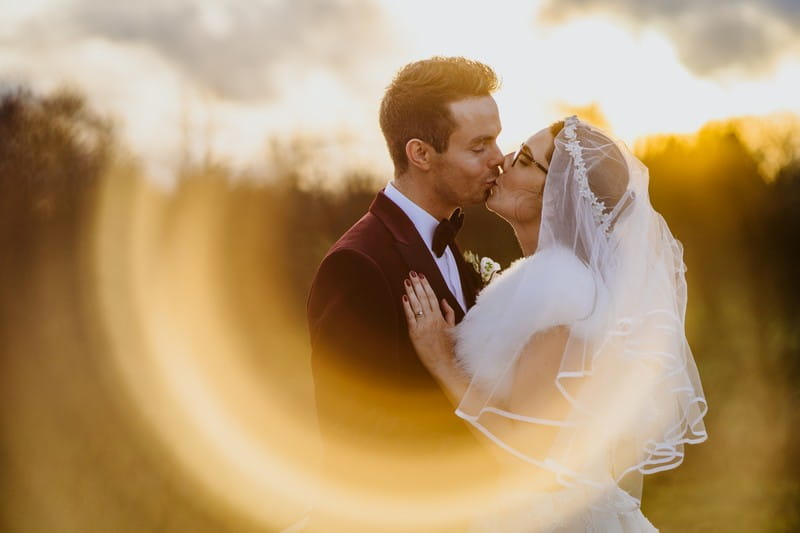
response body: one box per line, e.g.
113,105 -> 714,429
564,115 -> 613,233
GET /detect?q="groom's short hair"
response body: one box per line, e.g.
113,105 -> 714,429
380,57 -> 499,174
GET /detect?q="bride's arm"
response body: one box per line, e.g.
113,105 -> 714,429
404,274 -> 571,479
509,326 -> 571,420
494,327 -> 573,464
402,273 -> 571,412
401,273 -> 469,406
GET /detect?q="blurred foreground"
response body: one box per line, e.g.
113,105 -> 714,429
1,89 -> 798,532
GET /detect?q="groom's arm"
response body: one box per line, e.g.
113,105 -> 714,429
307,248 -> 403,451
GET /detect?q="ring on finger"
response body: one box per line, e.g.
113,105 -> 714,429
415,310 -> 424,317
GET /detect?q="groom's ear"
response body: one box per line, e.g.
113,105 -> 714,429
406,138 -> 433,171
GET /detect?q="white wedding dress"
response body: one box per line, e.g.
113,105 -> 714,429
450,117 -> 707,532
456,247 -> 658,533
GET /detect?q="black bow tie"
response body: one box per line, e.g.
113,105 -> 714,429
432,208 -> 464,257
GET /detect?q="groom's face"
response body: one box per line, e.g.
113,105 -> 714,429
429,96 -> 503,208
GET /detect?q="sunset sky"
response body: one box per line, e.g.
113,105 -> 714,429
3,0 -> 800,186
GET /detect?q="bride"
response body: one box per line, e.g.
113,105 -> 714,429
401,116 -> 708,532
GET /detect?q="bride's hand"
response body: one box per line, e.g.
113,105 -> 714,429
401,272 -> 456,372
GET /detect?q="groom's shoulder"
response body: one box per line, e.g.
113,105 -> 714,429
310,211 -> 401,294
328,209 -> 393,259
310,212 -> 394,299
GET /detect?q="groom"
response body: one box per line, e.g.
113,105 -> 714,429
307,56 -> 504,513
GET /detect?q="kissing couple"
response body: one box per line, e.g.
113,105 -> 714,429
307,56 -> 708,532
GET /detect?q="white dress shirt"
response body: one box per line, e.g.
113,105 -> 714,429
384,182 -> 466,312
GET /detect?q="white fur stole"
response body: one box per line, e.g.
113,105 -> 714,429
454,246 -> 599,398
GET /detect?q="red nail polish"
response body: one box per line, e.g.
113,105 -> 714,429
402,295 -> 408,302
410,271 -> 417,277
419,273 -> 425,280
404,279 -> 410,286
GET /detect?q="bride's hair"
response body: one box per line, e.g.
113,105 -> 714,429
379,57 -> 499,174
549,119 -> 566,138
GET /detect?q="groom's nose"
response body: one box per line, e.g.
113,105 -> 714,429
487,142 -> 504,169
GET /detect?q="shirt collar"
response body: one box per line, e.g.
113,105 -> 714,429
383,181 -> 440,250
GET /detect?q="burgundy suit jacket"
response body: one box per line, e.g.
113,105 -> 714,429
307,191 -> 496,500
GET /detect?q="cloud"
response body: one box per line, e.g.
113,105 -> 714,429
537,0 -> 800,76
4,0 -> 396,101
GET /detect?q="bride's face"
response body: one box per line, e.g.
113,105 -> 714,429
486,127 -> 554,225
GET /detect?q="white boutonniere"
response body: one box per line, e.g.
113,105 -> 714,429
464,250 -> 501,286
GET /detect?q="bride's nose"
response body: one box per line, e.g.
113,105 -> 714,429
501,152 -> 514,172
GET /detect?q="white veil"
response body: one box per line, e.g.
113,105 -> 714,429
455,116 -> 707,508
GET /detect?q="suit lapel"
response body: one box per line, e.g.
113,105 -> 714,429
395,241 -> 466,322
369,191 -> 467,323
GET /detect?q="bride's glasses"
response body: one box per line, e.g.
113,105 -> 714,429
511,143 -> 548,173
